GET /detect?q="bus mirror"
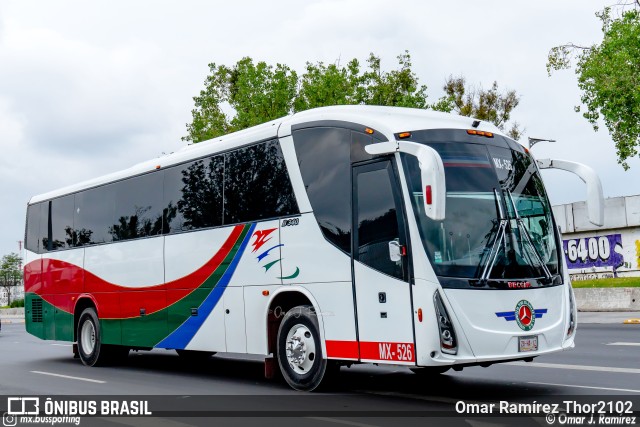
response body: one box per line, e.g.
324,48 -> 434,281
536,158 -> 604,226
365,141 -> 446,220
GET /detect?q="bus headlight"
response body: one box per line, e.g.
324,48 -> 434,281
433,290 -> 458,355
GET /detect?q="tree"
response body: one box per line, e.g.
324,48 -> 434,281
438,76 -> 523,140
0,252 -> 22,307
184,51 -> 523,143
184,58 -> 298,143
547,4 -> 640,169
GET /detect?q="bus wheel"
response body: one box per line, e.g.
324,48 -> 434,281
276,305 -> 327,391
77,307 -> 123,366
175,350 -> 215,362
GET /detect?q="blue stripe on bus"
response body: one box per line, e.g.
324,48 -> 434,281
155,223 -> 257,349
534,308 -> 548,318
495,311 -> 517,321
496,309 -> 548,321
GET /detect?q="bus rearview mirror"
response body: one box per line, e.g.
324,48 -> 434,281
365,141 -> 446,221
536,158 -> 604,226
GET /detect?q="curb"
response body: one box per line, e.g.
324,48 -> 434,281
1,319 -> 25,324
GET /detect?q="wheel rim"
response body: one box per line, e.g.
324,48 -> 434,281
285,323 -> 316,374
80,319 -> 96,355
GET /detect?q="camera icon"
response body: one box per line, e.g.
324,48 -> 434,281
2,412 -> 17,427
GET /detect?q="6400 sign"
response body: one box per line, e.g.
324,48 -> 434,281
563,234 -> 624,269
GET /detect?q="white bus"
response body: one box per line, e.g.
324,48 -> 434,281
24,106 -> 604,391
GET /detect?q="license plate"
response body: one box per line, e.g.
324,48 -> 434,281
519,335 -> 538,352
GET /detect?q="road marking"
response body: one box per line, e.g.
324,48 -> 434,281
529,382 -> 640,394
507,361 -> 640,374
50,343 -> 72,347
31,371 -> 106,384
607,342 -> 640,346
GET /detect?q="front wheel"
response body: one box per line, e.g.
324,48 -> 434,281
276,305 -> 327,391
77,307 -> 128,366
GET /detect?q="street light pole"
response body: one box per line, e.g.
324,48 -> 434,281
528,137 -> 556,150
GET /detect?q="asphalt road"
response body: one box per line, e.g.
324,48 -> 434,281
1,322 -> 639,426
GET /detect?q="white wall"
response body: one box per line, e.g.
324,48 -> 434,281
553,195 -> 640,280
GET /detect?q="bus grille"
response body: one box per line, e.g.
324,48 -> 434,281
31,298 -> 43,323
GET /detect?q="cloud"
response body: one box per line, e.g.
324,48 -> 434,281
0,0 -> 638,257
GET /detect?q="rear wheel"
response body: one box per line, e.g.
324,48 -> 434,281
77,307 -> 128,366
277,305 -> 327,391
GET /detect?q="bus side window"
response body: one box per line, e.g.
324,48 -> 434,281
74,183 -> 116,246
163,156 -> 224,233
292,127 -> 351,253
355,162 -> 405,281
25,203 -> 41,253
223,139 -> 298,225
49,195 -> 75,250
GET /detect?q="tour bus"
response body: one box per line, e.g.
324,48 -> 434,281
23,106 -> 604,391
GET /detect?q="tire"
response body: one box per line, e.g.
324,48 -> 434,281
176,349 -> 215,362
77,307 -> 128,366
276,305 -> 327,391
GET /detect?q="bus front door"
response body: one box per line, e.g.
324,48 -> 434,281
352,160 -> 416,364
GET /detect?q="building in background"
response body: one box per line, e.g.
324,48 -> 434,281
553,195 -> 640,280
0,285 -> 23,306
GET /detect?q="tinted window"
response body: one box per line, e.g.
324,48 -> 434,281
41,202 -> 50,252
350,130 -> 374,163
224,140 -> 298,224
164,156 -> 224,233
25,203 -> 42,253
111,172 -> 164,241
74,183 -> 116,246
292,128 -> 351,252
49,195 -> 75,250
355,162 -> 404,280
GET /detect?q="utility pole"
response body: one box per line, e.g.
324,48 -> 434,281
17,240 -> 23,269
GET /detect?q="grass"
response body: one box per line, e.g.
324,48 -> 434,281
571,276 -> 640,288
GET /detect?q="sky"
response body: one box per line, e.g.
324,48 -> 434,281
1,0 -> 639,257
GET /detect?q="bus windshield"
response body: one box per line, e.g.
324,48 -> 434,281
401,131 -> 561,287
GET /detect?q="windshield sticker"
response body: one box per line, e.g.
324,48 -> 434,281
492,157 -> 513,171
434,251 -> 442,263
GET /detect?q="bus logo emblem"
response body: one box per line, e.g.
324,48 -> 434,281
515,300 -> 535,331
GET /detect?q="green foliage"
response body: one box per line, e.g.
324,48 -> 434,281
184,51 -> 523,143
571,276 -> 640,288
184,58 -> 298,143
294,58 -> 365,110
547,7 -> 640,168
0,252 -> 22,307
9,298 -> 24,308
0,253 -> 22,280
439,76 -> 522,140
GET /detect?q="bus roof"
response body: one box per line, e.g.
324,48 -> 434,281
29,106 -> 507,204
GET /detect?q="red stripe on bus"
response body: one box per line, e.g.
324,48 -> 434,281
360,341 -> 415,362
326,340 -> 415,362
23,225 -> 245,318
325,340 -> 359,359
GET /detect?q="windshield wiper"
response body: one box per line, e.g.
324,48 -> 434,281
478,189 -> 507,284
506,190 -> 553,283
